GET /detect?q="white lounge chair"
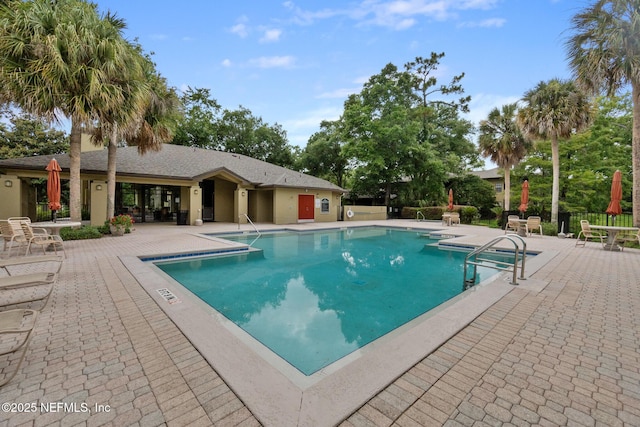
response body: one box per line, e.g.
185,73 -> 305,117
0,255 -> 64,276
575,220 -> 605,247
0,220 -> 28,257
0,272 -> 58,309
525,216 -> 543,236
0,309 -> 39,387
505,215 -> 520,234
19,221 -> 65,258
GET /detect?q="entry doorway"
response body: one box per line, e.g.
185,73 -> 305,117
298,194 -> 315,222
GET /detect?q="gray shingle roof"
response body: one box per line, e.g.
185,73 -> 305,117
469,167 -> 502,180
0,144 -> 345,192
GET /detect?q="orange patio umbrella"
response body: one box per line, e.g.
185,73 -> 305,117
518,180 -> 529,214
447,188 -> 454,211
605,170 -> 622,224
46,158 -> 62,222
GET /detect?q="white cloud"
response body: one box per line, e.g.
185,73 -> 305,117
230,23 -> 249,38
282,106 -> 343,146
150,33 -> 168,40
465,93 -> 520,128
221,59 -> 232,67
260,28 -> 283,43
248,55 -> 296,68
457,17 -> 506,28
284,0 -> 501,30
316,87 -> 359,99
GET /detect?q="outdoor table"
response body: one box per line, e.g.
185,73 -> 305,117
516,219 -> 528,237
589,225 -> 639,251
31,221 -> 81,235
442,213 -> 451,226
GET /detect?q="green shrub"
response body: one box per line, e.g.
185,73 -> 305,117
97,223 -> 111,234
541,222 -> 558,236
59,226 -> 103,240
401,206 -> 444,220
460,206 -> 479,224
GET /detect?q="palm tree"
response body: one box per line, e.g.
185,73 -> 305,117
517,79 -> 592,224
478,103 -> 530,211
91,41 -> 180,220
566,0 -> 640,227
0,0 -> 132,222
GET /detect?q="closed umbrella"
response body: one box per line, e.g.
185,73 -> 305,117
606,169 -> 622,225
518,180 -> 529,215
447,189 -> 454,211
46,158 -> 62,222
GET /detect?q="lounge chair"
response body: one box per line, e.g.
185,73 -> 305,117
505,215 -> 520,234
0,255 -> 64,276
0,272 -> 57,308
575,220 -> 605,247
0,309 -> 38,387
19,221 -> 65,258
0,220 -> 28,257
525,216 -> 543,236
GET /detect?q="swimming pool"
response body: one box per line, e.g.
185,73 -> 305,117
155,226 -> 498,375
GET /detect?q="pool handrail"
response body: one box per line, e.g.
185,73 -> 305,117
463,234 -> 527,287
238,214 -> 262,246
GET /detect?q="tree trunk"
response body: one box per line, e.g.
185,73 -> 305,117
503,163 -> 512,211
632,83 -> 640,227
551,135 -> 560,224
106,128 -> 118,220
69,121 -> 82,223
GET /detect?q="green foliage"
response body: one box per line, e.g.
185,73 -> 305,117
541,222 -> 558,236
460,206 -> 479,224
298,121 -> 348,187
59,226 -> 102,240
401,206 -> 444,220
97,223 -> 111,234
0,112 -> 68,159
448,175 -> 497,219
513,94 -> 632,214
171,87 -> 297,168
340,53 -> 475,206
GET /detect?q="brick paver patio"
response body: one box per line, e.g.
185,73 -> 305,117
1,221 -> 639,426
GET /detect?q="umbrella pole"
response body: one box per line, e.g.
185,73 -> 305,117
52,210 -> 57,223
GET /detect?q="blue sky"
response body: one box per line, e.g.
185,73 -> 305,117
93,0 -> 588,152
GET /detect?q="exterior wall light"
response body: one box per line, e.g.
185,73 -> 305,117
194,189 -> 199,195
4,180 -> 12,187
95,184 -> 102,191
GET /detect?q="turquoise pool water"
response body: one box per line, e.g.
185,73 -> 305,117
155,227 -> 498,375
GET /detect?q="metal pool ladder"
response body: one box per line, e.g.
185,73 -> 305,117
463,234 -> 527,289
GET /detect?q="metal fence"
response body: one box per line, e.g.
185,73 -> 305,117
568,212 -> 634,234
35,202 -> 71,222
500,210 -> 634,235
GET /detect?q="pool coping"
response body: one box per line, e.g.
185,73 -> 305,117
120,228 -> 557,426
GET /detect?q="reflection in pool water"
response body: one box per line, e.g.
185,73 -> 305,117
156,227 -> 498,375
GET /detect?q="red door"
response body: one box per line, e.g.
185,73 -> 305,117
298,194 -> 315,221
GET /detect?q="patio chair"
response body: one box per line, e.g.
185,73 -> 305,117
441,212 -> 451,226
0,272 -> 58,308
614,229 -> 640,251
505,215 -> 520,234
19,221 -> 65,258
575,220 -> 605,248
0,220 -> 28,257
0,309 -> 38,387
449,212 -> 460,226
525,216 -> 543,236
0,255 -> 64,276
